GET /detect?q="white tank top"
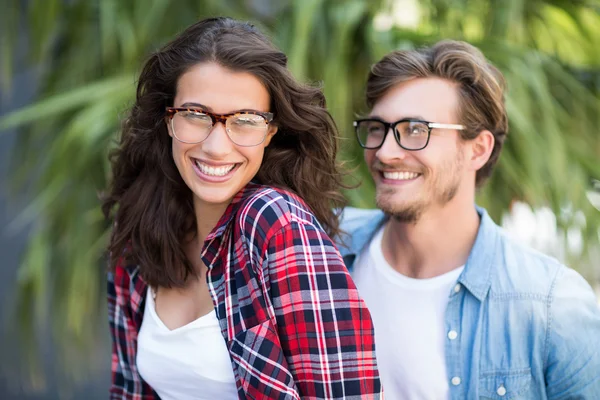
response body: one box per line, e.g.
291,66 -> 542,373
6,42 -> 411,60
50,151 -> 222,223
136,287 -> 238,400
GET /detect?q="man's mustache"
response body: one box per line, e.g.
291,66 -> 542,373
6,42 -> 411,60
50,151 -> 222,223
372,161 -> 426,174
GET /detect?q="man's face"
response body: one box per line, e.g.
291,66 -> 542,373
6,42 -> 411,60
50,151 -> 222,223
365,77 -> 470,222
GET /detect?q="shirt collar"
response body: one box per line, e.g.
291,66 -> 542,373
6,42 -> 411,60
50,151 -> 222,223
124,183 -> 266,324
339,212 -> 386,264
124,264 -> 148,329
204,181 -> 264,241
341,205 -> 500,302
456,206 -> 499,302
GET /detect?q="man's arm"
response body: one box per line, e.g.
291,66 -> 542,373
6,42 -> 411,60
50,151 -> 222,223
545,266 -> 600,399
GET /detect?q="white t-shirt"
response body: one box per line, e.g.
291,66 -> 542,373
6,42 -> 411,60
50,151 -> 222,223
136,288 -> 238,400
352,225 -> 464,400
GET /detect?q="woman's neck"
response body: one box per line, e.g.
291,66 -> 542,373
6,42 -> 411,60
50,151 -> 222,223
193,197 -> 230,244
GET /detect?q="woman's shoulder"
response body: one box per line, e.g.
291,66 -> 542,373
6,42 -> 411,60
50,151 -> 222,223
108,254 -> 144,294
235,183 -> 316,239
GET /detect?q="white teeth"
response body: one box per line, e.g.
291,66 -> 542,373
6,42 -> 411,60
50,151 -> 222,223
195,161 -> 236,177
382,171 -> 420,180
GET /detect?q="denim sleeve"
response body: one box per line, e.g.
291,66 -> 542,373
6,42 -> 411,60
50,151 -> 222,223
545,266 -> 600,399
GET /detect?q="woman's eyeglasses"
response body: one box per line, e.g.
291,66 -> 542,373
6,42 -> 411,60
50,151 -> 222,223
166,107 -> 274,147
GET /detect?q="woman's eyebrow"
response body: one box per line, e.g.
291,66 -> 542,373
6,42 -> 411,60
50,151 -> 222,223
179,102 -> 211,110
178,103 -> 265,114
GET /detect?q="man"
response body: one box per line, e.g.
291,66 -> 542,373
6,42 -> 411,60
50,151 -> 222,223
339,40 -> 600,399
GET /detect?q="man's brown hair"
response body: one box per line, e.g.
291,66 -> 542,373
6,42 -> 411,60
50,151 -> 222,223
366,40 -> 508,187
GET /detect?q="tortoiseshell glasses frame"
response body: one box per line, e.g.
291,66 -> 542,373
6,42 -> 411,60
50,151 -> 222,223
165,107 -> 275,146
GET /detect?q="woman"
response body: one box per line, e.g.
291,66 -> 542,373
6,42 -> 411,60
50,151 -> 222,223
103,17 -> 382,399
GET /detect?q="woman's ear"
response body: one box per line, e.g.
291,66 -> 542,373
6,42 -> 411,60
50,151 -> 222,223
165,117 -> 174,137
264,125 -> 278,147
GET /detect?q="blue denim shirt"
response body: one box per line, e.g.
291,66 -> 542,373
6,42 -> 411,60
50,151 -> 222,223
338,206 -> 600,399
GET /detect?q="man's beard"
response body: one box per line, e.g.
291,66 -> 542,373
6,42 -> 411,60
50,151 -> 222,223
376,190 -> 423,223
375,155 -> 463,223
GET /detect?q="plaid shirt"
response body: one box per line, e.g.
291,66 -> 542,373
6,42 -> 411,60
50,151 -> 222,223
108,183 -> 383,399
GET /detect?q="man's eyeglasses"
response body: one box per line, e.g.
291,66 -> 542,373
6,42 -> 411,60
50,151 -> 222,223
166,107 -> 274,147
353,118 -> 465,151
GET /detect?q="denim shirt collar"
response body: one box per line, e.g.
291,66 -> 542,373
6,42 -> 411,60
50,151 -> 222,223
457,206 -> 499,302
338,211 -> 386,269
340,205 -> 499,302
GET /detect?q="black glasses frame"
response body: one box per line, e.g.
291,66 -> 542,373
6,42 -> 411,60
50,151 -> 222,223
353,117 -> 465,151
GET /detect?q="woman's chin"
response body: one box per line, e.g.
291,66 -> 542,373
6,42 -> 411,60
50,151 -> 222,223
191,188 -> 238,209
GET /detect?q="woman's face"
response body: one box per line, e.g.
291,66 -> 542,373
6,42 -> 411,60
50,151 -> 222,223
168,62 -> 277,212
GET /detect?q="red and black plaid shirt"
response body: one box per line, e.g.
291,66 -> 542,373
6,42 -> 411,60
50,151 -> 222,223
108,183 -> 382,399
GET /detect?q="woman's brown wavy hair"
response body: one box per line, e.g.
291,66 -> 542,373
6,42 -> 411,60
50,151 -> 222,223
102,17 -> 347,288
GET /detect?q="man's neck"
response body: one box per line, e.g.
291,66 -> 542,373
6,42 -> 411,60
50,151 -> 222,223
381,199 -> 480,279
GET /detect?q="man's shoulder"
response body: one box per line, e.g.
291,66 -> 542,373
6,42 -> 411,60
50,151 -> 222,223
490,228 -> 568,298
495,234 -> 597,312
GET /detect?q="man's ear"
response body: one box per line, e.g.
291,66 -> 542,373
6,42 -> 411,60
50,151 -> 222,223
469,130 -> 495,172
264,125 -> 278,147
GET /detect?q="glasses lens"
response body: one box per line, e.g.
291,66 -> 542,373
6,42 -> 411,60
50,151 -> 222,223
172,111 -> 212,143
226,113 -> 268,146
356,120 -> 386,149
395,121 -> 429,150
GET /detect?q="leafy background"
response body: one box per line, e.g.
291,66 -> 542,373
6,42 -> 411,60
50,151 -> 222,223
0,0 -> 599,398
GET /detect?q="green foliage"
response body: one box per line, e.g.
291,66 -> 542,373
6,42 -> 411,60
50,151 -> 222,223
1,0 -> 599,382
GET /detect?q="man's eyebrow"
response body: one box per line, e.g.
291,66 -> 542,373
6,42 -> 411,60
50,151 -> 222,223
368,114 -> 428,121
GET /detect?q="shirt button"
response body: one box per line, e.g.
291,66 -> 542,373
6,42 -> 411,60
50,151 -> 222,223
497,385 -> 507,396
454,283 -> 462,293
451,377 -> 461,386
448,330 -> 458,340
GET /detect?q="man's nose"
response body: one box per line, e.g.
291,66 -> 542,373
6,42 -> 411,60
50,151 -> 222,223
375,128 -> 409,163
